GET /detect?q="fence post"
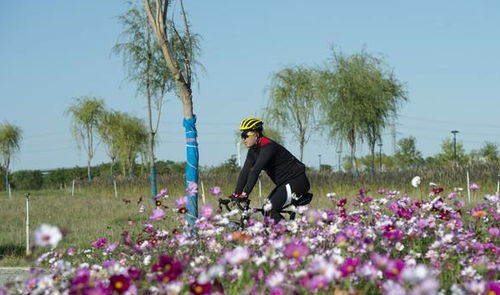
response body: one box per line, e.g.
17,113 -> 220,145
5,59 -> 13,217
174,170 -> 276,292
25,193 -> 31,256
113,178 -> 118,198
8,183 -> 11,199
71,180 -> 75,197
200,180 -> 206,205
466,170 -> 471,203
496,173 -> 499,196
258,178 -> 262,203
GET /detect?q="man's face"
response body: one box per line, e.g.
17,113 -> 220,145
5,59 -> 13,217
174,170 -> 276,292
241,131 -> 258,148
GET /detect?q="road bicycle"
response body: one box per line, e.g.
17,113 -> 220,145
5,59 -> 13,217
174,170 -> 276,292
217,192 -> 313,229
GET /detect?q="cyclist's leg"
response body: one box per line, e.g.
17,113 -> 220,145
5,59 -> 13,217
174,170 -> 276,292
266,185 -> 287,223
289,174 -> 311,202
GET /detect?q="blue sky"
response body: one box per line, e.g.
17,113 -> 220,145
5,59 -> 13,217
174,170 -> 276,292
1,0 -> 499,171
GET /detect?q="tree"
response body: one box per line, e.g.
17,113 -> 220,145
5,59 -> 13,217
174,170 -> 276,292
435,137 -> 466,165
319,49 -> 406,176
143,0 -> 200,224
0,122 -> 22,191
65,96 -> 105,181
265,66 -> 320,161
114,1 -> 176,198
477,142 -> 499,164
97,111 -> 123,177
113,113 -> 148,176
394,136 -> 424,169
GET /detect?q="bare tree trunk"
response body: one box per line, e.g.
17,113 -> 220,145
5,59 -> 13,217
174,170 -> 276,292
144,0 -> 199,224
146,80 -> 158,200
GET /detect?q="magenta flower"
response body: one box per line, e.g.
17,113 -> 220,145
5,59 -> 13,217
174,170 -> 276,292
110,274 -> 131,293
384,259 -> 405,280
339,257 -> 361,277
469,183 -> 480,192
209,186 -> 223,197
269,287 -> 284,295
149,208 -> 165,221
190,281 -> 212,295
186,181 -> 198,196
486,281 -> 500,294
70,268 -> 90,290
284,240 -> 309,261
152,255 -> 183,283
383,229 -> 403,242
91,237 -> 107,248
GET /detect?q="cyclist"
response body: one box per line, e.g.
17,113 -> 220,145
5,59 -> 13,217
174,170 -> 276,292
231,117 -> 312,223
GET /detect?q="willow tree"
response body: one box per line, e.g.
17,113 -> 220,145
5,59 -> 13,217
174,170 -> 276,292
114,1 -> 175,198
143,0 -> 200,223
319,49 -> 406,177
114,113 -> 148,177
265,66 -> 320,161
65,97 -> 105,181
97,111 -> 121,177
0,122 -> 22,191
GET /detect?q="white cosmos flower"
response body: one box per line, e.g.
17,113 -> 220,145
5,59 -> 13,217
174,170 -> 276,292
34,224 -> 62,248
411,176 -> 421,188
263,202 -> 273,212
224,246 -> 250,265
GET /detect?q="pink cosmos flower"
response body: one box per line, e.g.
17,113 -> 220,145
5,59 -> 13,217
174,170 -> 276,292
176,196 -> 188,208
200,204 -> 213,218
186,181 -> 198,196
284,240 -> 309,261
91,237 -> 108,248
156,188 -> 168,199
149,208 -> 165,221
209,186 -> 223,197
67,247 -> 76,256
305,275 -> 329,292
106,242 -> 118,252
488,227 -> 499,238
469,183 -> 480,192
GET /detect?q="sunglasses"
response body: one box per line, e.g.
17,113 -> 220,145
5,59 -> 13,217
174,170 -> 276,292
241,131 -> 256,139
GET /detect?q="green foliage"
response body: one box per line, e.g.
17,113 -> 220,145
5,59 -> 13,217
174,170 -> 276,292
265,66 -> 321,161
210,155 -> 240,175
435,137 -> 467,165
0,122 -> 22,189
11,170 -> 43,190
394,136 -> 424,169
65,96 -> 106,181
319,49 -> 406,176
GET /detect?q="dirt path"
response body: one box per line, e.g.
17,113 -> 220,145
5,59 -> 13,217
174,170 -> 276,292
0,267 -> 30,289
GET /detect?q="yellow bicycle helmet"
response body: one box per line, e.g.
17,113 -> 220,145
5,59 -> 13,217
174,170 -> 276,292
239,117 -> 263,131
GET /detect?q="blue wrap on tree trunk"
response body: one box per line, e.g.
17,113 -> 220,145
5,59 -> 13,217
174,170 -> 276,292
183,115 -> 199,225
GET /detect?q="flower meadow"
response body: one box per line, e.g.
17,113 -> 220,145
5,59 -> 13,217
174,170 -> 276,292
2,182 -> 499,295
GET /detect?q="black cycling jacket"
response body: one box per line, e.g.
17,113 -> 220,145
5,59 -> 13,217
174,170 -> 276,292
234,137 -> 306,195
